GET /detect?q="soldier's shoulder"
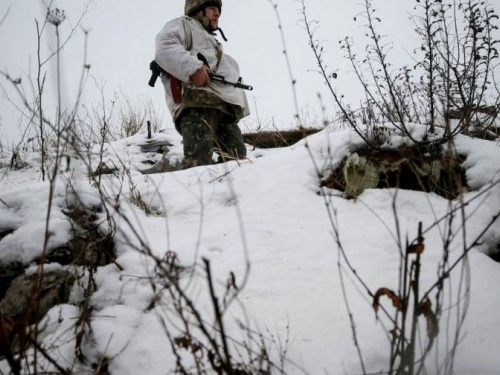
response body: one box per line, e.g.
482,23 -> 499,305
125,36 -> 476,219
181,16 -> 202,28
158,16 -> 187,35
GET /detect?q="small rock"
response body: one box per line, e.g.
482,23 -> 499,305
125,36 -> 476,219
0,261 -> 25,301
0,270 -> 75,320
141,155 -> 182,174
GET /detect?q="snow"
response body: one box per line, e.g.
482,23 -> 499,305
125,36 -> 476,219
1,125 -> 500,374
0,181 -> 72,264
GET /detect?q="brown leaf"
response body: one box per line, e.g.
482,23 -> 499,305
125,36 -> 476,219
174,335 -> 191,349
408,222 -> 425,254
373,288 -> 403,314
418,298 -> 439,345
407,243 -> 425,254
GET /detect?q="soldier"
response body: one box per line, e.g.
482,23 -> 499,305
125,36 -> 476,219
155,0 -> 249,168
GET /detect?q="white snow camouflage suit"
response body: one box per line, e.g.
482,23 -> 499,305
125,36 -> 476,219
155,15 -> 250,124
155,15 -> 249,166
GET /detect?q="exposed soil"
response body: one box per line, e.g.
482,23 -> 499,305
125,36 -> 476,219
0,262 -> 25,301
244,128 -> 321,148
321,144 -> 468,200
45,205 -> 115,267
0,204 -> 117,360
490,242 -> 500,263
0,228 -> 14,241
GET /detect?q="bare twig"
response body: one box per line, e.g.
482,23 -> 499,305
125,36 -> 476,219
267,0 -> 302,125
0,6 -> 10,28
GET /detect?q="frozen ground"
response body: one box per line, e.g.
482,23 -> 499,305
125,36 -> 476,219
1,125 -> 500,374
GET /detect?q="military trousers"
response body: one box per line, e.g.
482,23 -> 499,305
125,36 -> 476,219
178,107 -> 247,168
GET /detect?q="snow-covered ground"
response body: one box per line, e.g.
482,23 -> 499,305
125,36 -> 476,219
1,125 -> 500,374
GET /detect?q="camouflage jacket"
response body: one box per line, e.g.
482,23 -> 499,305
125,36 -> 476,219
155,16 -> 249,124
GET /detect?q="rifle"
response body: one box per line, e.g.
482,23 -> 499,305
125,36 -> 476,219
149,60 -> 182,103
148,60 -> 165,88
148,55 -> 253,91
197,53 -> 253,91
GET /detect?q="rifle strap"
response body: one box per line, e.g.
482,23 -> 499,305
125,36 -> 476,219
214,44 -> 223,73
187,16 -> 223,73
183,17 -> 193,51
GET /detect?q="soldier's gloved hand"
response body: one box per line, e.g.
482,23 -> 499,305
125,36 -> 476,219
190,65 -> 211,87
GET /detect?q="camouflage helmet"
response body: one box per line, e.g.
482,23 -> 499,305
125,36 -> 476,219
185,0 -> 222,17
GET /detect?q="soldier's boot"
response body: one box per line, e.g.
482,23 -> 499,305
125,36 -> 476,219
215,116 -> 247,163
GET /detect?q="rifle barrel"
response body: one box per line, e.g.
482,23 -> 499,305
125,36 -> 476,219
209,73 -> 253,91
